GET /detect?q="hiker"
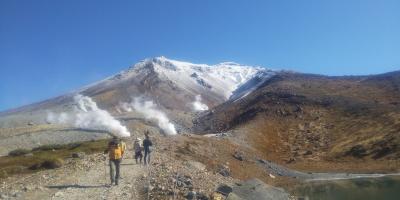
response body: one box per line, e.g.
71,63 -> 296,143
104,136 -> 124,186
133,137 -> 143,164
143,131 -> 153,165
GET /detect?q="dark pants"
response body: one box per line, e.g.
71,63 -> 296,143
135,151 -> 143,164
144,149 -> 151,165
109,159 -> 121,184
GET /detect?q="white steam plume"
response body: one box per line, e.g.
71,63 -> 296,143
120,97 -> 177,135
192,95 -> 209,111
47,94 -> 130,137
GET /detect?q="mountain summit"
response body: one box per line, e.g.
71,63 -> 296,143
97,56 -> 273,100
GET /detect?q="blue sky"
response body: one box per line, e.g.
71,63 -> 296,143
0,0 -> 399,111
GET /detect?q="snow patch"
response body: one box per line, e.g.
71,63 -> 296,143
230,70 -> 277,101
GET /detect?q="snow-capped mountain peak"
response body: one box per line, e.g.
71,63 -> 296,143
80,57 -> 275,102
136,57 -> 272,99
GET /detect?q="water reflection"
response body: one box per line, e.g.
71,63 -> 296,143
291,176 -> 400,200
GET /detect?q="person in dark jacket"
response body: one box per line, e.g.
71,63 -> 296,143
143,131 -> 153,165
133,137 -> 143,164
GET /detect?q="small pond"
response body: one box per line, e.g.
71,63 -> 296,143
290,176 -> 400,200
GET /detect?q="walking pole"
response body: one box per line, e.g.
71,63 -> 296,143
146,149 -> 153,200
146,152 -> 150,200
147,163 -> 150,200
104,155 -> 108,186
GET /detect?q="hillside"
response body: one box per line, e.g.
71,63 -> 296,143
193,71 -> 400,170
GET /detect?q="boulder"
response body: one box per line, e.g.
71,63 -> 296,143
186,161 -> 206,171
217,165 -> 231,177
233,151 -> 244,161
185,191 -> 196,200
196,192 -> 209,200
54,191 -> 63,197
41,158 -> 64,169
215,184 -> 233,196
72,152 -> 85,158
175,174 -> 193,188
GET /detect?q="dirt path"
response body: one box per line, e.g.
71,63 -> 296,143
0,151 -> 146,200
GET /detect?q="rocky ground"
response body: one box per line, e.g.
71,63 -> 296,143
0,134 -> 297,200
0,136 -> 249,200
0,149 -> 145,200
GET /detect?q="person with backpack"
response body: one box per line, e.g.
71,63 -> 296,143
133,138 -> 143,164
143,131 -> 153,165
104,136 -> 124,186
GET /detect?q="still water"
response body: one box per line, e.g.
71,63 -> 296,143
290,176 -> 400,200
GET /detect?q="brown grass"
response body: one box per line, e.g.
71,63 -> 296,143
0,139 -> 108,179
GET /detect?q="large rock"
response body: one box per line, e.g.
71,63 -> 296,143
232,151 -> 244,161
71,152 -> 85,158
217,164 -> 231,177
41,158 -> 64,169
230,179 -> 289,200
215,184 -> 233,196
186,161 -> 206,171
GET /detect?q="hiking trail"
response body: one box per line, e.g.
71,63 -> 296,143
0,150 -> 146,200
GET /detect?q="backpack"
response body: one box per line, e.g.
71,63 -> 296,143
109,143 -> 123,160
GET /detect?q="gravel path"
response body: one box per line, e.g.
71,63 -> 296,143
0,152 -> 146,200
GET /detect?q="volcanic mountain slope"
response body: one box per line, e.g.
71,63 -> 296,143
0,57 -> 265,125
0,57 -> 271,155
193,71 -> 400,167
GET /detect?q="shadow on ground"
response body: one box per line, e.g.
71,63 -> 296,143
47,184 -> 106,189
120,163 -> 135,166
